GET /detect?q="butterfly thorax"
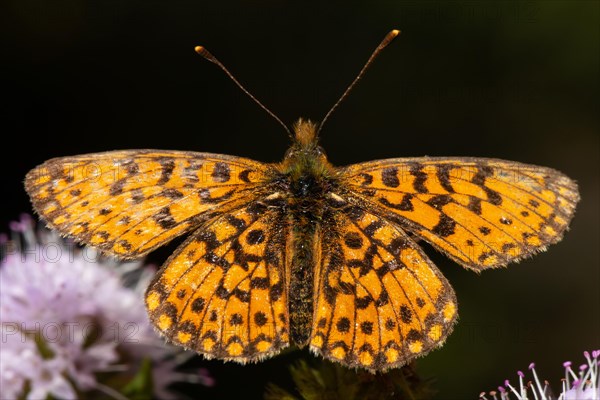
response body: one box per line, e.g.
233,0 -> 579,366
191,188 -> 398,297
279,119 -> 336,347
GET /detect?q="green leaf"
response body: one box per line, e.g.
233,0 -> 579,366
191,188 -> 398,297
121,358 -> 154,400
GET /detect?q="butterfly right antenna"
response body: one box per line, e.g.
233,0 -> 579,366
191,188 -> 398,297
195,45 -> 292,138
317,29 -> 400,136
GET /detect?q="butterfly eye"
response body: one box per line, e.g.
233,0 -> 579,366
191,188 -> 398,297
315,146 -> 329,162
284,148 -> 297,160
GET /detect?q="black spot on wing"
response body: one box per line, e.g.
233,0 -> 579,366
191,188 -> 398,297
467,197 -> 482,215
118,240 -> 132,251
254,312 -> 268,326
238,169 -> 252,183
230,313 -> 243,325
471,166 -> 503,205
426,194 -> 453,210
483,187 -> 503,206
212,162 -> 231,183
131,188 -> 145,204
471,166 -> 493,186
529,199 -> 540,208
157,158 -> 176,185
400,305 -> 412,324
356,296 -> 372,309
362,219 -> 382,236
246,229 -> 265,245
336,317 -> 350,333
225,215 -> 247,232
437,164 -> 455,192
343,232 -> 363,249
360,173 -> 373,186
385,318 -> 396,331
409,162 -> 428,193
432,214 -> 456,237
153,207 -> 177,229
109,179 -> 126,196
159,189 -> 184,199
198,188 -> 236,204
381,167 -> 400,188
250,277 -> 269,289
360,321 -> 373,335
191,297 -> 205,313
269,282 -> 283,302
379,194 -> 414,211
123,159 -> 140,175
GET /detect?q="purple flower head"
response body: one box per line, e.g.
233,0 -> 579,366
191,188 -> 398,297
0,215 -> 214,399
480,350 -> 599,400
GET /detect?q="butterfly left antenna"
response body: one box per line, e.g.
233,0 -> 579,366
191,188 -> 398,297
317,29 -> 400,136
195,46 -> 292,137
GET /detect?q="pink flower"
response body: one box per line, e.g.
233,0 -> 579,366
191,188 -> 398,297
480,350 -> 599,400
0,214 -> 214,399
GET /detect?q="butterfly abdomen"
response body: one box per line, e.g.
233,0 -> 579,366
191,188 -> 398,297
288,215 -> 318,346
287,169 -> 332,346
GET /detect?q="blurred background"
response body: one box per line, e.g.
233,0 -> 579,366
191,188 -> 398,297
1,1 -> 598,398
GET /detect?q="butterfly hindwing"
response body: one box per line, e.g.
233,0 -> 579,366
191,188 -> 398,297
339,157 -> 579,270
145,199 -> 289,362
25,150 -> 271,258
310,195 -> 457,371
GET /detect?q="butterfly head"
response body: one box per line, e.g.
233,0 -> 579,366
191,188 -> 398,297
281,118 -> 332,178
293,118 -> 319,148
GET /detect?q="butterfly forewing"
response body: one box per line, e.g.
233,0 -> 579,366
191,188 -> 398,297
339,157 -> 579,270
25,150 -> 271,258
145,199 -> 290,361
310,196 -> 457,371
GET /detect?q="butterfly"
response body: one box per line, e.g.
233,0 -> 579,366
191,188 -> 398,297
24,30 -> 579,372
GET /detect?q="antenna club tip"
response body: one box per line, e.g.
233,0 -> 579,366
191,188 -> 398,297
194,46 -> 204,54
391,29 -> 401,36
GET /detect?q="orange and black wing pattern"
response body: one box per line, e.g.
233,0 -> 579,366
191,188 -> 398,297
25,150 -> 271,258
310,195 -> 457,371
339,157 -> 579,271
145,197 -> 290,362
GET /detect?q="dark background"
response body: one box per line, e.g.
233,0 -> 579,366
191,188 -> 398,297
1,1 -> 598,399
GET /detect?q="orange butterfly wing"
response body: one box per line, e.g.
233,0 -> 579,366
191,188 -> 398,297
25,150 -> 271,258
310,195 -> 457,371
145,198 -> 290,361
339,157 -> 579,270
